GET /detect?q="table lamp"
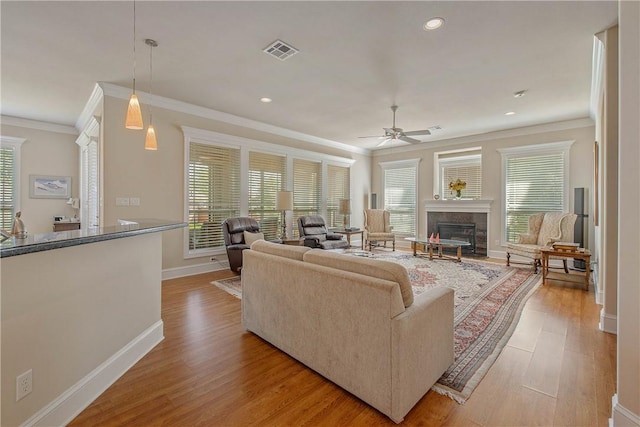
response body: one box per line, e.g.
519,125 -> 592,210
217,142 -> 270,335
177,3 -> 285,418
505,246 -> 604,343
275,191 -> 293,239
339,199 -> 351,230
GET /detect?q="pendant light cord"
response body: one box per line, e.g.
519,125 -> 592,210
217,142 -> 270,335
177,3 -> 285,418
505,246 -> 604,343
132,0 -> 137,93
148,40 -> 153,123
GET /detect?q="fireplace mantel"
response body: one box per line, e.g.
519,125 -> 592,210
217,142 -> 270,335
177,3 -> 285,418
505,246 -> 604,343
424,199 -> 493,213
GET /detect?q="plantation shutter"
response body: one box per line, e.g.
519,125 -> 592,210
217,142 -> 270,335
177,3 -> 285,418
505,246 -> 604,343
248,151 -> 285,240
505,152 -> 564,242
326,165 -> 350,228
0,145 -> 16,230
80,140 -> 100,227
384,166 -> 416,235
188,142 -> 241,251
86,141 -> 99,227
293,159 -> 321,236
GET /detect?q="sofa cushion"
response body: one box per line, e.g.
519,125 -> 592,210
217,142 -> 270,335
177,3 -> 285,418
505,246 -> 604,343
251,239 -> 311,261
303,250 -> 414,308
244,231 -> 264,245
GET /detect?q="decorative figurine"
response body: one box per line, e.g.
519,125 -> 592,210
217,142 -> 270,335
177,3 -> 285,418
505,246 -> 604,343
12,211 -> 27,238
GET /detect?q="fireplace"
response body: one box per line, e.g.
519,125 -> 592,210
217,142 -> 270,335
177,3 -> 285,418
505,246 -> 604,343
437,222 -> 476,254
425,199 -> 493,257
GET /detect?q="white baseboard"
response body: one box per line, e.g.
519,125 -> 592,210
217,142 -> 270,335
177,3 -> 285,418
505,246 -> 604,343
162,260 -> 229,280
23,320 -> 164,427
599,308 -> 617,334
611,394 -> 640,427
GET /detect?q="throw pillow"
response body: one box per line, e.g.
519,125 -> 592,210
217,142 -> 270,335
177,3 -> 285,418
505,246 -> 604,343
244,231 -> 264,245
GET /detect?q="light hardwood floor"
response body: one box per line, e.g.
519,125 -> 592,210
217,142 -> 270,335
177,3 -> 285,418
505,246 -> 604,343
70,261 -> 616,426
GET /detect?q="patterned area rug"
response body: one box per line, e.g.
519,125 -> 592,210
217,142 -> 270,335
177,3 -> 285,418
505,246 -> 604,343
211,252 -> 540,404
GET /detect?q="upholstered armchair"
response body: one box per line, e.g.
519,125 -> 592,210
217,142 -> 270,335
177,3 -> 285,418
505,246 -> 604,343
364,209 -> 395,251
506,212 -> 577,272
297,215 -> 349,250
222,217 -> 263,273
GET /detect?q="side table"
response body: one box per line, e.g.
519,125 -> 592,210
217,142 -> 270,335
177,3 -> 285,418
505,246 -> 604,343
332,229 -> 364,250
540,247 -> 591,291
281,238 -> 303,246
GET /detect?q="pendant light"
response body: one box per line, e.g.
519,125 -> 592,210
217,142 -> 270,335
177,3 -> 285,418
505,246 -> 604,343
125,0 -> 143,130
144,38 -> 158,150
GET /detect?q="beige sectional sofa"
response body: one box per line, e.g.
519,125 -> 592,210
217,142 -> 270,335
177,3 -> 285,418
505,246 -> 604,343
242,240 -> 454,423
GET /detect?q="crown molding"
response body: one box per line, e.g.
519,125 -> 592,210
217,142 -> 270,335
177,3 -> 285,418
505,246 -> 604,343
373,117 -> 594,156
98,82 -> 370,156
75,83 -> 104,133
1,115 -> 78,135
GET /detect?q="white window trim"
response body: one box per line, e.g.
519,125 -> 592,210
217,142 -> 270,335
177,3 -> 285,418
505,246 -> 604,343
0,136 -> 25,215
432,147 -> 482,197
182,126 -> 355,258
498,140 -> 574,245
378,158 -> 420,236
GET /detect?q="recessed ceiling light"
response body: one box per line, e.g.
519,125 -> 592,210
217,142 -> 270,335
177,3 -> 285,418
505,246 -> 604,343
260,97 -> 272,103
424,17 -> 444,31
505,111 -> 516,116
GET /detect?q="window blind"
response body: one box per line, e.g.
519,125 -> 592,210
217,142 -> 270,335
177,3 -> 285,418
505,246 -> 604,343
80,141 -> 100,227
441,164 -> 482,199
326,164 -> 350,228
188,142 -> 241,251
383,166 -> 416,235
505,152 -> 564,242
293,159 -> 321,236
248,151 -> 285,240
0,145 -> 16,230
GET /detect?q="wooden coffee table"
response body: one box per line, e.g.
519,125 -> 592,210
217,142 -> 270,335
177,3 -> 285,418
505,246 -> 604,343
540,247 -> 591,291
405,237 -> 471,262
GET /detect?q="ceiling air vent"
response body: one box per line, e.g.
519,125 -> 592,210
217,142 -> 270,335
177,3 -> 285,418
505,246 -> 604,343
263,39 -> 299,61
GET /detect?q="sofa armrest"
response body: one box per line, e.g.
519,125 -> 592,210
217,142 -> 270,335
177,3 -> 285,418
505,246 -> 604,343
302,236 -> 320,248
227,243 -> 250,251
390,287 -> 454,422
517,233 -> 538,244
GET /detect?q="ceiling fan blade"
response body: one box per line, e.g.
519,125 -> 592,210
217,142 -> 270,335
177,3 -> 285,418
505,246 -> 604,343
399,136 -> 421,144
358,135 -> 386,139
376,138 -> 393,147
403,129 -> 431,136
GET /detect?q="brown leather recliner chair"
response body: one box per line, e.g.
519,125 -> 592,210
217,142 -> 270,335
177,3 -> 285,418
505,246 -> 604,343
297,215 -> 349,250
222,217 -> 261,273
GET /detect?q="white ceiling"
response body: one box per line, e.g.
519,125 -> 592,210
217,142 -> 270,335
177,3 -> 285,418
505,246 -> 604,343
1,1 -> 617,150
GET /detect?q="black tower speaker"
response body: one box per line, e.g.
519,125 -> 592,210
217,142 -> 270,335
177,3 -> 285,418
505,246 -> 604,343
573,187 -> 588,270
371,193 -> 377,209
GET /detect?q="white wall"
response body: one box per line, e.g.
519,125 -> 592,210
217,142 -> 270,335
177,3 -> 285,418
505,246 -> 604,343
1,233 -> 163,426
613,1 -> 640,425
0,124 -> 79,234
100,95 -> 371,273
371,121 -> 596,254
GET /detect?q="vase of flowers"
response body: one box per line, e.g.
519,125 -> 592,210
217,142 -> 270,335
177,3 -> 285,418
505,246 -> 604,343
448,178 -> 466,199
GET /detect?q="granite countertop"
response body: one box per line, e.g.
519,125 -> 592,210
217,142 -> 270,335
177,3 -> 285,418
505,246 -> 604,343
0,219 -> 187,258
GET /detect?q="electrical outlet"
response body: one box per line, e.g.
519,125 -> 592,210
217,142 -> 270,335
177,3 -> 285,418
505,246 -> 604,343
16,369 -> 32,401
495,239 -> 500,246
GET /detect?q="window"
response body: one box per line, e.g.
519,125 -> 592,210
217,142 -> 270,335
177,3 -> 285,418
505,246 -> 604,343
380,159 -> 420,236
292,159 -> 321,235
326,164 -> 350,228
0,137 -> 24,230
435,148 -> 482,200
77,116 -> 100,228
187,142 -> 241,254
248,151 -> 285,240
499,141 -> 573,243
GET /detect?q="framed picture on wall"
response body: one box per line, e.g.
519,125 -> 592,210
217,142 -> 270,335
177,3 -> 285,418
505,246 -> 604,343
29,175 -> 71,199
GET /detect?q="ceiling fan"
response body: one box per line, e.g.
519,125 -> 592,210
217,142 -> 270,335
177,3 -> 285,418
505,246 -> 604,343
359,105 -> 431,147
